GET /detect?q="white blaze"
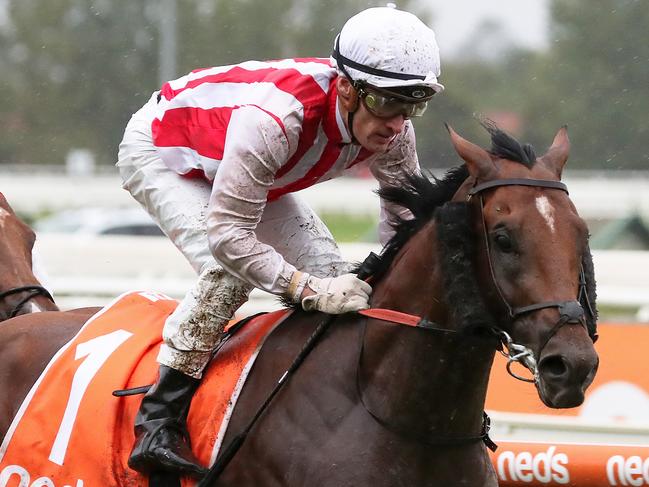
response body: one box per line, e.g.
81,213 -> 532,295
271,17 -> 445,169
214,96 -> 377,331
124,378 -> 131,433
535,196 -> 555,233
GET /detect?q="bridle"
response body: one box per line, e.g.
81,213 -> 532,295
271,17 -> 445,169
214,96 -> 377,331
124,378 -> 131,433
346,179 -> 596,451
467,178 -> 596,382
0,285 -> 55,319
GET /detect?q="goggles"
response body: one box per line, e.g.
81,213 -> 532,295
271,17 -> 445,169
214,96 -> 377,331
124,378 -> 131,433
357,84 -> 432,119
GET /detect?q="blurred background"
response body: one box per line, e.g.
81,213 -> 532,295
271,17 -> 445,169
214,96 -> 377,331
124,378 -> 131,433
1,0 -> 647,169
1,0 -> 648,464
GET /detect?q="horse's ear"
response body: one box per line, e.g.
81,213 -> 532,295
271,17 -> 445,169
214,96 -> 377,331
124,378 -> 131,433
540,126 -> 570,178
0,193 -> 12,213
446,124 -> 496,179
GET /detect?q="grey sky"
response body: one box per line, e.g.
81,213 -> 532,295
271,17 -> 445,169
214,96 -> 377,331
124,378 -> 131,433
421,0 -> 550,57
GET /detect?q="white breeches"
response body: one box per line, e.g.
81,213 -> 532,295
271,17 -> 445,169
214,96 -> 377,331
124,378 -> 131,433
116,94 -> 351,377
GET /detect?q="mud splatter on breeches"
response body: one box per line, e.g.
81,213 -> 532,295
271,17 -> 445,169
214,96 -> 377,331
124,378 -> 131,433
157,263 -> 253,378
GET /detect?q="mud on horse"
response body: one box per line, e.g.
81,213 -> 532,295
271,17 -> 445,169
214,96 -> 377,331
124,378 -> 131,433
0,193 -> 57,320
0,123 -> 599,486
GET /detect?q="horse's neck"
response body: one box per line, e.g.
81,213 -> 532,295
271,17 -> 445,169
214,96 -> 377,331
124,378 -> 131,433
371,220 -> 448,322
362,220 -> 495,438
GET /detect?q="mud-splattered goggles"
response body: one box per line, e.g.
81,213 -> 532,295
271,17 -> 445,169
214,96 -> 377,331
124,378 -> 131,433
357,84 -> 434,119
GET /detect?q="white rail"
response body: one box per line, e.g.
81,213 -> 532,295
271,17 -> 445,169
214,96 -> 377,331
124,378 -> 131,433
489,411 -> 649,445
33,235 -> 649,318
5,170 -> 649,219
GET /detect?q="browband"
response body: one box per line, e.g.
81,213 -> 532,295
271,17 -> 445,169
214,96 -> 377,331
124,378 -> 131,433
468,179 -> 569,198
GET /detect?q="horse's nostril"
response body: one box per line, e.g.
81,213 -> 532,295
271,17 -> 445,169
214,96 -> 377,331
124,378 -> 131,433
539,355 -> 568,378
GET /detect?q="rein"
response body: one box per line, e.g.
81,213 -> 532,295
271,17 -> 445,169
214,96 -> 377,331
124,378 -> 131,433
0,285 -> 54,319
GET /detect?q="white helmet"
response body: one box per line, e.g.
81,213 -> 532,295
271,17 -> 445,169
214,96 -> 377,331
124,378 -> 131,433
332,6 -> 444,97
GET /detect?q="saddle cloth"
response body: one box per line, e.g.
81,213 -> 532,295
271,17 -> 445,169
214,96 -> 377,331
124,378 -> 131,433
0,291 -> 291,487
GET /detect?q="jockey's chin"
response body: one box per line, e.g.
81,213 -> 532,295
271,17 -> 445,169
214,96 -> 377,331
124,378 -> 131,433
366,133 -> 398,153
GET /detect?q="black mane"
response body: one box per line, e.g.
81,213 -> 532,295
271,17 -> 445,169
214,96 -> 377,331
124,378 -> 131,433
359,122 -> 541,281
482,119 -> 536,166
358,165 -> 469,282
351,123 -> 598,339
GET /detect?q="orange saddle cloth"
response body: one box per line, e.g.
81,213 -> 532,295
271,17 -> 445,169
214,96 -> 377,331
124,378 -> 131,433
0,291 -> 291,487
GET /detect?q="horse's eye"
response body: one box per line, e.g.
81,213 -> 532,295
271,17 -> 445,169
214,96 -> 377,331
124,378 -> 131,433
494,233 -> 514,253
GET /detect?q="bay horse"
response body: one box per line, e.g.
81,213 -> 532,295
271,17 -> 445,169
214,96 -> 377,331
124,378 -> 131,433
0,192 -> 58,321
0,124 -> 599,486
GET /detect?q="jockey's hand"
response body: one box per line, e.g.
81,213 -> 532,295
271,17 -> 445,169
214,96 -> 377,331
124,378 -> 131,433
301,273 -> 372,314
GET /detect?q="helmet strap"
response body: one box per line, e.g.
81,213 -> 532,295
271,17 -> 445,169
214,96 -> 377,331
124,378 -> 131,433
332,34 -> 427,82
335,69 -> 360,144
345,81 -> 362,144
347,110 -> 357,144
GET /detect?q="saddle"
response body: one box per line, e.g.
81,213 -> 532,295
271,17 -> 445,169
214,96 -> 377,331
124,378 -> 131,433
0,291 -> 291,487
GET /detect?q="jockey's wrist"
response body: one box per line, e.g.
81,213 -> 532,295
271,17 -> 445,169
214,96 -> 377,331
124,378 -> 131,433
299,282 -> 316,300
286,271 -> 310,303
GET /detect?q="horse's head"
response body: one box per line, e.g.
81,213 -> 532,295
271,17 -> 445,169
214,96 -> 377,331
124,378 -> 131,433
0,192 -> 56,320
447,124 -> 599,408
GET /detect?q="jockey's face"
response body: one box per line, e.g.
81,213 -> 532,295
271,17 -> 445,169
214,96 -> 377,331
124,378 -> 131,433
337,77 -> 408,153
353,97 -> 407,153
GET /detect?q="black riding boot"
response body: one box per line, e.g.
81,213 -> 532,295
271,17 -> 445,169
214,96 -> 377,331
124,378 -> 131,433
128,365 -> 208,477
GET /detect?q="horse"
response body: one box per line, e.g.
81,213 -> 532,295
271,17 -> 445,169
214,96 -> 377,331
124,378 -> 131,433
0,192 -> 58,321
0,124 -> 599,486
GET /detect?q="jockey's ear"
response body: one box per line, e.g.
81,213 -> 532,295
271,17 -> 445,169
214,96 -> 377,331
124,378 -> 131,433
336,77 -> 359,113
446,124 -> 496,180
539,126 -> 570,179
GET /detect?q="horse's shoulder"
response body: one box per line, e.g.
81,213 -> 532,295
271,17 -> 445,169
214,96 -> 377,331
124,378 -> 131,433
0,310 -> 92,394
62,307 -> 101,318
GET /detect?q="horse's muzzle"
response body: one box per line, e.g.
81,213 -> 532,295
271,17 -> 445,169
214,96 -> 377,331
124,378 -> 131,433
536,325 -> 599,408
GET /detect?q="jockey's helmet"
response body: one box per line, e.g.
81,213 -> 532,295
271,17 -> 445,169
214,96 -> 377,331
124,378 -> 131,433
332,5 -> 444,109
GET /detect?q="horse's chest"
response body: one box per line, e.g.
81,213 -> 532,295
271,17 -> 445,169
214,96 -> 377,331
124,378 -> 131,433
217,316 -> 498,486
220,407 -> 497,487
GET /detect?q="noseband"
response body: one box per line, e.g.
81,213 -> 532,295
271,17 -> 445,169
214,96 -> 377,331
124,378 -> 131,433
0,285 -> 55,319
468,178 -> 596,382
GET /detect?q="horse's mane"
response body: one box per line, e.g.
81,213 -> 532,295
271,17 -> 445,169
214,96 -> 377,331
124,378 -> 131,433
362,121 -> 538,282
357,122 -> 597,339
482,119 -> 536,166
281,167 -> 470,309
362,165 -> 469,282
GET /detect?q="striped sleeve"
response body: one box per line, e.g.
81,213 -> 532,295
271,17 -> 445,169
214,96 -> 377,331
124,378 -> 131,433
206,105 -> 304,296
152,59 -> 334,180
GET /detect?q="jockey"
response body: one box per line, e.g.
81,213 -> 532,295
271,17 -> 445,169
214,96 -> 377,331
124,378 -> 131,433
116,5 -> 444,477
